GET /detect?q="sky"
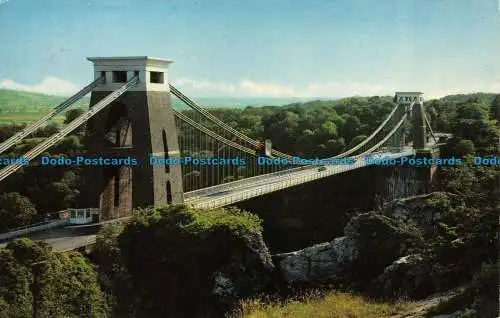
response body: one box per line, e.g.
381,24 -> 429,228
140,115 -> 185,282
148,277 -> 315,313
0,0 -> 499,99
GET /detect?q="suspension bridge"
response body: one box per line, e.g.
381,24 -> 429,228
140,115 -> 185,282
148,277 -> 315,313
0,56 -> 449,251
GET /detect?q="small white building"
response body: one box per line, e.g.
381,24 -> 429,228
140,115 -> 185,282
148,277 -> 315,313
68,208 -> 100,225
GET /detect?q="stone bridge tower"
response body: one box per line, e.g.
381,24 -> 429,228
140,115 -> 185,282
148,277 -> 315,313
82,56 -> 183,220
388,92 -> 427,151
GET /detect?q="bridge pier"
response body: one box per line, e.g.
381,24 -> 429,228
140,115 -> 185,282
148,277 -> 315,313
82,57 -> 184,220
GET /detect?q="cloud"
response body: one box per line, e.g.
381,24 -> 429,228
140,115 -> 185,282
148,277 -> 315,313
425,82 -> 500,99
2,76 -> 497,99
303,82 -> 389,97
173,78 -> 392,98
240,79 -> 296,97
0,76 -> 80,96
173,79 -> 237,93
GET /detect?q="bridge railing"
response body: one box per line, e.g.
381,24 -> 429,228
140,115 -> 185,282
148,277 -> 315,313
191,150 -> 415,209
184,165 -> 316,200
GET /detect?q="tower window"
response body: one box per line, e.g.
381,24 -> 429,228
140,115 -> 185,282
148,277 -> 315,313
100,71 -> 106,83
134,71 -> 139,80
112,71 -> 127,83
150,71 -> 164,83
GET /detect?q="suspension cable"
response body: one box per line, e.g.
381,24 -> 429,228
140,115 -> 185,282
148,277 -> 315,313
424,113 -> 438,144
354,112 -> 409,158
0,76 -> 139,182
173,110 -> 256,155
0,76 -> 105,155
331,102 -> 412,158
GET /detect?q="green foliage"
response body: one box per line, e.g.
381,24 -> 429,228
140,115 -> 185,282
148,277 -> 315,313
490,94 -> 500,122
0,192 -> 37,231
102,205 -> 272,317
0,249 -> 33,317
64,108 -> 85,124
0,239 -> 109,317
131,204 -> 263,235
455,139 -> 475,156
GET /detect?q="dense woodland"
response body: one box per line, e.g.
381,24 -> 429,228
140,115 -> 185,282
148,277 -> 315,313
0,91 -> 498,317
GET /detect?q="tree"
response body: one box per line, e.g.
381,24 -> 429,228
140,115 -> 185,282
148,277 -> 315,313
347,135 -> 367,149
64,109 -> 85,124
455,139 -> 475,157
0,193 -> 37,231
490,94 -> 500,123
32,123 -> 59,138
0,239 -> 109,317
340,115 -> 361,143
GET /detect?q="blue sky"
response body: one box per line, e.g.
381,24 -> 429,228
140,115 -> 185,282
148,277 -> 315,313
0,0 -> 499,98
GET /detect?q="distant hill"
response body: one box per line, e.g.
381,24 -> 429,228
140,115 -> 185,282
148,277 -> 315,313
0,89 -> 90,112
0,88 -> 497,117
439,92 -> 497,105
0,88 -> 327,112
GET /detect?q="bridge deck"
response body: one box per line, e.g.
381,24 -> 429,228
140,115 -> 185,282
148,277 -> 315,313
185,149 -> 415,209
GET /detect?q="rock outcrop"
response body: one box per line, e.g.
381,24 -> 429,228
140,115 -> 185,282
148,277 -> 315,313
273,192 -> 468,294
274,212 -> 423,287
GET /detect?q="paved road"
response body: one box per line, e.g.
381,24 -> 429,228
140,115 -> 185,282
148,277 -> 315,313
0,226 -> 100,252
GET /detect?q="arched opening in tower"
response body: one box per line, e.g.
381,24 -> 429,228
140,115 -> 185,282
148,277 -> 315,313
104,102 -> 132,148
162,129 -> 170,173
166,181 -> 172,204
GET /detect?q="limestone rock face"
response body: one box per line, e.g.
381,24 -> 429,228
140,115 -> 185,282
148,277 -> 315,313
274,236 -> 358,284
272,192 -> 469,296
211,230 -> 275,304
371,254 -> 434,298
381,192 -> 464,237
274,213 -> 422,286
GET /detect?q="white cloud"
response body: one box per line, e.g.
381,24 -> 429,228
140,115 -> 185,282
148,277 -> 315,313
2,76 -> 497,99
173,78 -> 392,98
303,82 -> 389,97
173,78 -> 236,93
425,82 -> 500,100
0,76 -> 80,96
240,79 -> 296,97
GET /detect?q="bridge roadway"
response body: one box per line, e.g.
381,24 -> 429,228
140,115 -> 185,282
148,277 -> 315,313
0,149 -> 420,252
185,149 -> 415,209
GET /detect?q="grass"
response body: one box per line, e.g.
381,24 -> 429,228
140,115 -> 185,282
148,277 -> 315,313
0,113 -> 65,124
231,291 -> 415,318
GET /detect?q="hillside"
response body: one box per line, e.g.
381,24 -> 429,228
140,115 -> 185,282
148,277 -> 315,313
0,89 -> 90,112
0,88 -> 498,125
0,89 -> 90,124
439,92 -> 497,104
0,88 -> 324,112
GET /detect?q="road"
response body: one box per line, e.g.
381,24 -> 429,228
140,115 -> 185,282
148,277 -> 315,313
0,225 -> 99,252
